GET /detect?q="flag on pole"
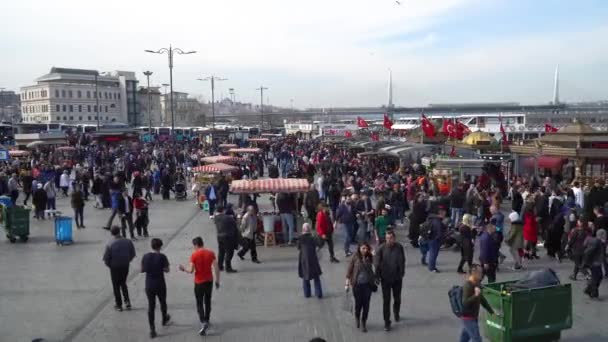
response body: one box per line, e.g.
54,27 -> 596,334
545,123 -> 559,133
357,117 -> 369,128
499,118 -> 508,145
442,119 -> 455,137
455,120 -> 471,140
421,114 -> 435,138
344,130 -> 353,138
383,114 -> 393,130
371,132 -> 379,141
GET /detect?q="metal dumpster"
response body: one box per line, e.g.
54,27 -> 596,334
482,281 -> 573,342
2,206 -> 31,243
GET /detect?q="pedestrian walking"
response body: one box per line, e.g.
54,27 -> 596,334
117,189 -> 135,239
298,223 -> 323,299
179,237 -> 220,336
141,238 -> 171,338
43,179 -> 57,216
459,264 -> 497,342
103,226 -> 136,312
8,173 -> 19,205
346,242 -> 376,332
316,203 -> 339,263
237,205 -> 261,263
505,212 -> 524,270
71,184 -> 85,228
479,221 -> 499,283
583,229 -> 606,299
567,217 -> 591,280
133,192 -> 150,237
214,205 -> 239,273
336,195 -> 357,257
60,170 -> 70,196
374,230 -> 405,331
457,214 -> 475,274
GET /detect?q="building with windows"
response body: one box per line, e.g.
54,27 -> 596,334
137,86 -> 162,127
160,91 -> 207,126
19,67 -> 139,125
0,90 -> 21,122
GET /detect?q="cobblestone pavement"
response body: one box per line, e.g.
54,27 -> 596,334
1,193 -> 607,342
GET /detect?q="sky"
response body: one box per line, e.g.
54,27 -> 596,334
1,0 -> 608,108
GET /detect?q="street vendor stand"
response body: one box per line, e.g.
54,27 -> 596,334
227,147 -> 263,154
200,155 -> 245,165
218,143 -> 237,150
230,178 -> 309,246
8,150 -> 30,158
54,146 -> 77,168
192,163 -> 239,208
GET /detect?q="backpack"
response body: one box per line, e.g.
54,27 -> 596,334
448,285 -> 464,318
419,219 -> 433,240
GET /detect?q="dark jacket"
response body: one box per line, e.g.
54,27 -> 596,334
462,279 -> 493,318
298,234 -> 322,280
428,214 -> 446,241
304,189 -> 320,211
103,237 -> 136,268
450,188 -> 466,209
276,193 -> 295,214
214,213 -> 239,240
335,203 -> 357,225
117,195 -> 133,215
583,237 -> 606,267
511,191 -> 523,214
346,254 -> 375,286
374,242 -> 406,283
71,190 -> 85,209
478,231 -> 499,264
33,188 -> 47,209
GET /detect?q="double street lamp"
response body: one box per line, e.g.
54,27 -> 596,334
197,76 -> 227,131
144,46 -> 196,134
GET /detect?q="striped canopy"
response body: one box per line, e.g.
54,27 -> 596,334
248,138 -> 269,143
192,163 -> 238,174
230,178 -> 309,194
200,155 -> 245,164
219,144 -> 238,148
8,150 -> 30,157
228,148 -> 262,154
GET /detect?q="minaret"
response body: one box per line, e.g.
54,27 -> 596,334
552,64 -> 560,105
387,69 -> 394,120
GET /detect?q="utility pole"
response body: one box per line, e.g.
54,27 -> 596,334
145,46 -> 196,135
197,76 -> 227,131
257,86 -> 268,129
143,71 -> 153,140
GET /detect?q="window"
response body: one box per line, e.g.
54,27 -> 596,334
106,116 -> 109,121
87,105 -> 91,112
57,116 -> 61,121
62,105 -> 67,112
69,116 -> 73,120
113,93 -> 117,100
94,116 -> 98,120
78,105 -> 82,112
69,105 -> 73,112
55,89 -> 60,97
118,93 -> 121,99
68,90 -> 73,98
93,105 -> 97,112
63,116 -> 67,120
79,116 -> 82,121
56,104 -> 60,112
77,90 -> 82,98
517,117 -> 524,124
88,116 -> 91,121
61,89 -> 66,97
110,104 -> 115,108
105,106 -> 108,112
87,91 -> 91,98
94,91 -> 97,98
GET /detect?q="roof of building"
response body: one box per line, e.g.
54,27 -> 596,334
49,67 -> 99,76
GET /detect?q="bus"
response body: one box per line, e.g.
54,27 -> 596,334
155,127 -> 172,142
76,124 -> 98,134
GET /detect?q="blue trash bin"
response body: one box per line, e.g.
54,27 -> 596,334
55,216 -> 73,245
0,196 -> 12,208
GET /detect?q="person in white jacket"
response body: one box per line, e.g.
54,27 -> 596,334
60,170 -> 70,197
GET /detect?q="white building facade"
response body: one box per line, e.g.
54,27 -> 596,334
20,67 -> 139,125
137,86 -> 162,127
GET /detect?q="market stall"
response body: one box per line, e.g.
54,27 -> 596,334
200,155 -> 246,164
219,143 -> 238,149
230,178 -> 310,246
8,150 -> 30,158
192,163 -> 239,174
228,147 -> 263,154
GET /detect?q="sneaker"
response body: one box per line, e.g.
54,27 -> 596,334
252,259 -> 261,264
237,254 -> 245,261
150,331 -> 157,339
226,269 -> 238,273
125,303 -> 132,310
198,322 -> 209,336
430,269 -> 441,273
457,269 -> 466,274
330,257 -> 340,263
114,305 -> 123,312
384,323 -> 391,331
162,315 -> 172,326
394,314 -> 401,322
345,251 -> 353,257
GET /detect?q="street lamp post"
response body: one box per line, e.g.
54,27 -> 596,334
257,86 -> 268,129
144,46 -> 196,134
95,73 -> 100,130
197,76 -> 227,131
143,71 -> 153,140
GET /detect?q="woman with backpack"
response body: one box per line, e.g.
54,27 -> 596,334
345,242 -> 376,333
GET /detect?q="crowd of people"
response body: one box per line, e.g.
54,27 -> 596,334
3,133 -> 607,341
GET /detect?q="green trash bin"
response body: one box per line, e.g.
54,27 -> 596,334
482,281 -> 573,342
3,206 -> 31,243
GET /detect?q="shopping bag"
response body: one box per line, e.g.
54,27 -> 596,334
341,289 -> 353,314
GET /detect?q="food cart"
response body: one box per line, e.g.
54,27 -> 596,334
54,146 -> 77,168
200,155 -> 246,165
230,178 -> 310,246
192,163 -> 239,208
227,147 -> 263,155
8,150 -> 30,159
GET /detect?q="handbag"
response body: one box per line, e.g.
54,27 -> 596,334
341,289 -> 353,314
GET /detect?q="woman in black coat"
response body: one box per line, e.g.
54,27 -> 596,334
408,195 -> 428,247
546,199 -> 565,260
457,214 -> 475,273
32,184 -> 47,220
298,223 -> 323,298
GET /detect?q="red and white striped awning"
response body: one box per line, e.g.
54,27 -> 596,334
228,148 -> 262,154
8,150 -> 30,157
230,178 -> 309,194
200,155 -> 245,164
192,163 -> 239,174
248,138 -> 269,143
219,144 -> 238,148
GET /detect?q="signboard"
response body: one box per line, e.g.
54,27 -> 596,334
0,149 -> 8,161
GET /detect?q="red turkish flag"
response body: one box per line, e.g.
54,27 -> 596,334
383,114 -> 393,130
500,123 -> 508,144
450,145 -> 457,157
442,119 -> 455,137
455,121 -> 470,139
357,117 -> 369,128
371,132 -> 379,141
421,114 -> 435,138
545,123 -> 559,133
344,130 -> 353,138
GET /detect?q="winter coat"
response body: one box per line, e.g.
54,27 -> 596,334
505,222 -> 524,250
297,234 -> 322,280
316,210 -> 333,236
523,212 -> 538,243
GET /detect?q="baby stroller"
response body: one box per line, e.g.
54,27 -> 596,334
174,181 -> 187,201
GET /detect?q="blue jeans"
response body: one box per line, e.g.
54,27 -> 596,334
451,208 -> 464,228
428,239 -> 440,271
280,213 -> 295,243
420,240 -> 429,263
303,277 -> 323,298
341,222 -> 354,254
459,319 -> 482,342
46,197 -> 56,211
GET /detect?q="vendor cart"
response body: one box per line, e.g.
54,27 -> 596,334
1,199 -> 30,243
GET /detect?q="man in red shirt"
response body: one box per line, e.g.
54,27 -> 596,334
179,237 -> 220,336
316,203 -> 339,263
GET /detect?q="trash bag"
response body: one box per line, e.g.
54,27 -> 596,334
509,268 -> 560,290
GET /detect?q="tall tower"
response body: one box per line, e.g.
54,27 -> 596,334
552,64 -> 560,105
387,68 -> 394,120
